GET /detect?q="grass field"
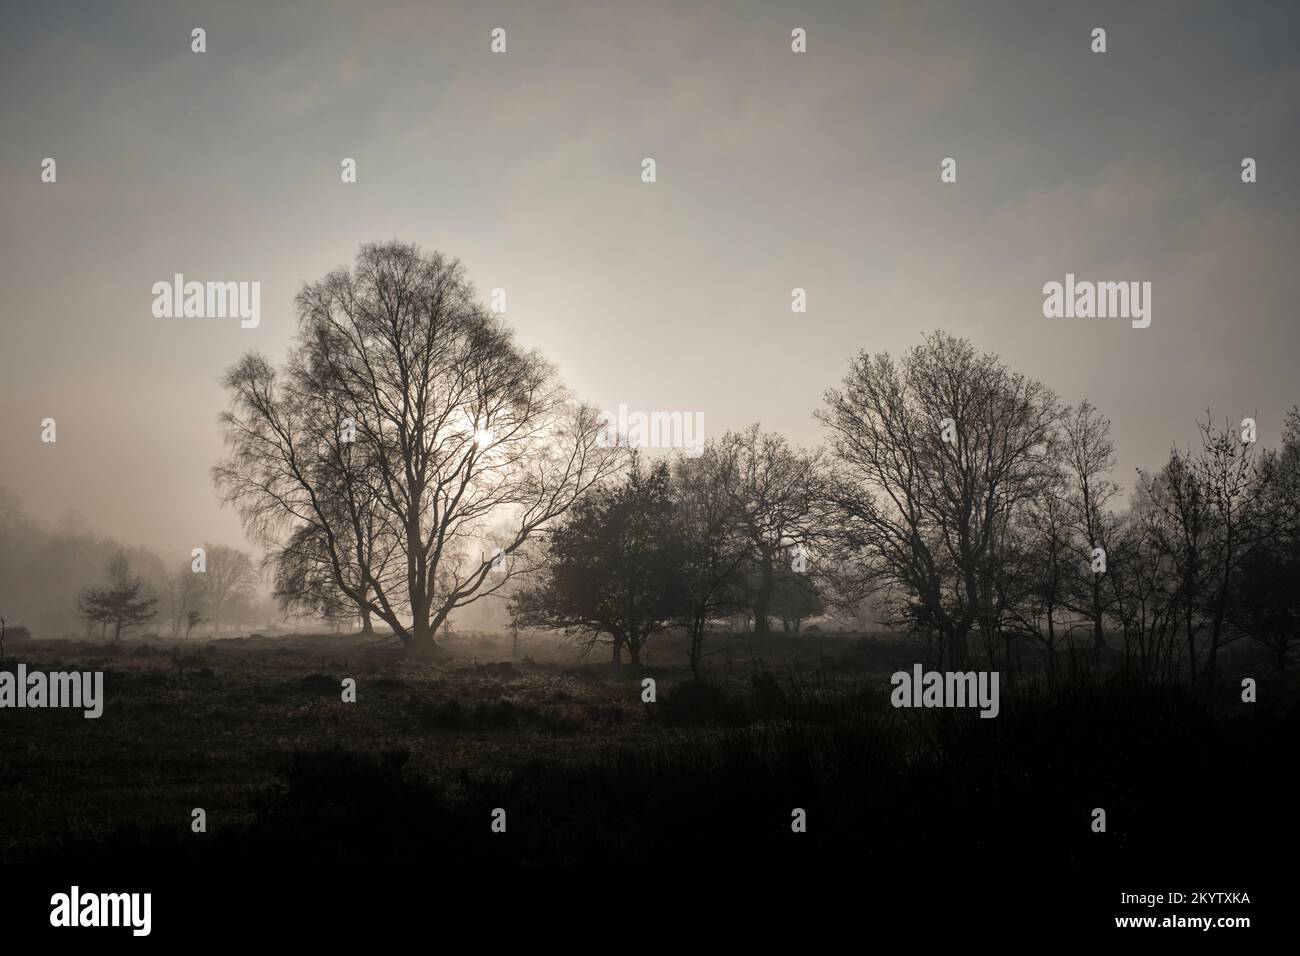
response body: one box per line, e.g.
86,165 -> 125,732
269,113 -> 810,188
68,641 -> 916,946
1,629 -> 1294,877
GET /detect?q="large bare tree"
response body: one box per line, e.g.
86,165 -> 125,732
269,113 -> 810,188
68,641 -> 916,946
818,332 -> 1059,665
214,241 -> 622,653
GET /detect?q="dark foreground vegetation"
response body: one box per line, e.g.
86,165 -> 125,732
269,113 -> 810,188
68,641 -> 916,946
2,631 -> 1292,881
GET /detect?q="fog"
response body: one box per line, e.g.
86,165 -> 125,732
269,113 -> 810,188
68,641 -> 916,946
2,0 -> 1298,625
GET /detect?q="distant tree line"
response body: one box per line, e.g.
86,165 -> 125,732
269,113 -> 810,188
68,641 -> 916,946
73,543 -> 261,641
0,493 -> 270,641
517,332 -> 1300,682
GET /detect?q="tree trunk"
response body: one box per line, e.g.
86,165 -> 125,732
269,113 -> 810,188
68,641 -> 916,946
612,634 -> 624,665
407,616 -> 437,657
1046,610 -> 1057,677
1091,582 -> 1106,651
359,607 -> 375,635
949,628 -> 968,667
753,556 -> 774,636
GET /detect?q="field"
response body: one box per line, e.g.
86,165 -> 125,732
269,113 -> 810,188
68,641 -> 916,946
2,627 -> 1294,892
0,629 -> 1289,910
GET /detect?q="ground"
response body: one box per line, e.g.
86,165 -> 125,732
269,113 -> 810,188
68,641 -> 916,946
0,628 -> 1294,884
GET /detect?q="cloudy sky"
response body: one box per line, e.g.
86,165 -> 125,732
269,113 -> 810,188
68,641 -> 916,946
1,0 -> 1298,559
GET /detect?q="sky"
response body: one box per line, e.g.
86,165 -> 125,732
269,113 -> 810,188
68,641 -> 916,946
1,0 -> 1298,561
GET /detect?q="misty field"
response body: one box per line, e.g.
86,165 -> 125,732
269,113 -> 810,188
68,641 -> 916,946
1,630 -> 1293,877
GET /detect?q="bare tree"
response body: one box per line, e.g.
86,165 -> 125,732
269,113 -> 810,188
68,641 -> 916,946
1134,413 -> 1282,682
1138,449 -> 1208,680
1185,413 -> 1282,680
161,561 -> 206,640
76,552 -> 159,642
709,425 -> 822,635
215,241 -> 623,654
672,451 -> 749,676
818,332 -> 1059,665
1228,407 -> 1300,671
271,525 -> 363,631
1103,476 -> 1183,683
997,469 -> 1074,673
199,544 -> 257,637
1060,400 -> 1119,654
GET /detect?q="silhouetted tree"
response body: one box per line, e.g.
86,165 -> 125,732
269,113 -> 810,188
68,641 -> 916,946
819,332 -> 1059,665
215,242 -> 622,654
272,525 -> 355,629
161,561 -> 206,640
1226,406 -> 1300,671
672,452 -> 749,675
512,459 -> 685,666
1135,413 -> 1282,682
76,552 -> 158,641
708,425 -> 822,635
1060,400 -> 1119,653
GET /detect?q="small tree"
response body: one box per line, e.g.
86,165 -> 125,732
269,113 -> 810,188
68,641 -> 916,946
76,553 -> 158,641
512,459 -> 685,666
